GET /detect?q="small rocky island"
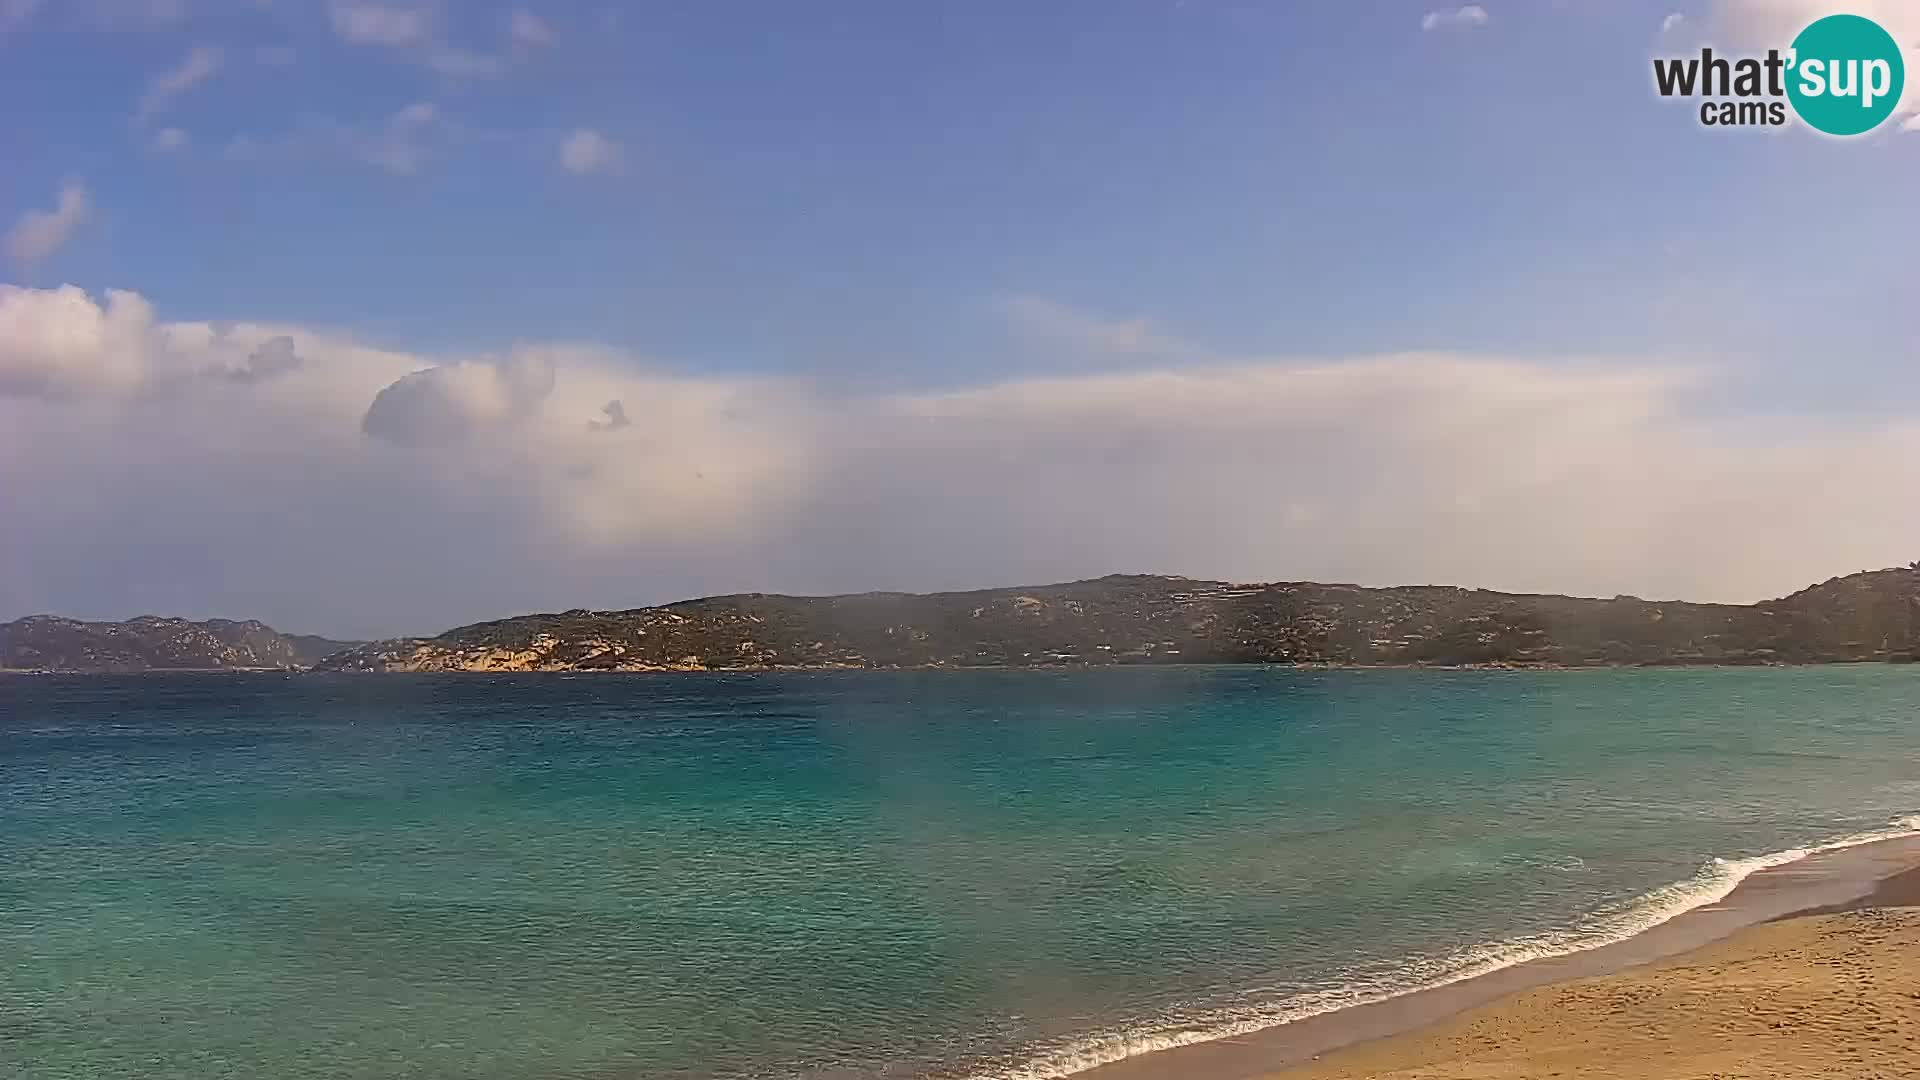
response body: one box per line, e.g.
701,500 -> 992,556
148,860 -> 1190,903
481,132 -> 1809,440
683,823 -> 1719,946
0,616 -> 354,673
316,565 -> 1920,673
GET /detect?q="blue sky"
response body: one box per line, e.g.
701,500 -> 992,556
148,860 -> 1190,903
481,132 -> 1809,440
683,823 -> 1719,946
9,1 -> 1915,391
3,1 -> 1919,635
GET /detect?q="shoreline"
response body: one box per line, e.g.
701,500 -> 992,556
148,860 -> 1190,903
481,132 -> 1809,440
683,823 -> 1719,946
9,659 -> 1907,675
1067,829 -> 1920,1080
1249,877 -> 1920,1079
300,658 -> 1920,673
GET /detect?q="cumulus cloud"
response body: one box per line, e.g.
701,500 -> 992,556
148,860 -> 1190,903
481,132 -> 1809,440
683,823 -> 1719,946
136,44 -> 220,122
0,284 -> 155,397
5,183 -> 91,264
589,399 -> 631,431
362,352 -> 556,447
1422,5 -> 1489,31
203,335 -> 303,384
2,283 -> 1918,638
559,129 -> 617,174
1662,13 -> 1687,33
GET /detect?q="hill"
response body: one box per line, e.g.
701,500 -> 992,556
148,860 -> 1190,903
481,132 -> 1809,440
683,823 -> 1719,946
315,565 -> 1920,672
1,616 -> 357,673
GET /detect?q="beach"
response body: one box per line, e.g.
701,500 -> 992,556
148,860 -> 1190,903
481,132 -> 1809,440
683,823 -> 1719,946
1263,905 -> 1920,1079
1088,846 -> 1920,1080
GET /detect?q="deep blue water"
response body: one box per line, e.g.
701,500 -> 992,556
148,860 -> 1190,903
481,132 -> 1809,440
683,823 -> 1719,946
2,667 -> 1918,1080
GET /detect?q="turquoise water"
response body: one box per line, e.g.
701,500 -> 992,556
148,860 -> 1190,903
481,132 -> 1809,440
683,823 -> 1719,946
2,667 -> 1918,1080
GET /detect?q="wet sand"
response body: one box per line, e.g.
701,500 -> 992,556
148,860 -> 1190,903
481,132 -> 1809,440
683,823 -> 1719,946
1084,834 -> 1920,1080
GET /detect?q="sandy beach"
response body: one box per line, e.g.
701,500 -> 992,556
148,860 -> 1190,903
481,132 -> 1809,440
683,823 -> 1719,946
1086,841 -> 1920,1080
1264,904 -> 1920,1079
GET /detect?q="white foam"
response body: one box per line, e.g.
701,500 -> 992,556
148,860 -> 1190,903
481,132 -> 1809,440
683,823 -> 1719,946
970,814 -> 1920,1080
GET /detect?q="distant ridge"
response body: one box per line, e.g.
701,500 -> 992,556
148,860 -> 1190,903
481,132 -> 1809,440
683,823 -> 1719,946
0,616 -> 357,673
316,565 -> 1920,672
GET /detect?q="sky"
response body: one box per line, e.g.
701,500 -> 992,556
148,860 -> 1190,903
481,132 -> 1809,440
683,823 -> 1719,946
3,0 -> 1919,639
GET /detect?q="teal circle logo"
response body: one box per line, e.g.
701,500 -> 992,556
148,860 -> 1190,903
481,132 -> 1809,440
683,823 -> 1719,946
1786,14 -> 1906,136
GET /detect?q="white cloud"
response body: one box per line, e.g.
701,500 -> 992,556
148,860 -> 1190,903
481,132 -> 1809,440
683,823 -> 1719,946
329,2 -> 505,80
3,283 -> 1919,637
1422,5 -> 1489,31
0,285 -> 154,397
328,1 -> 427,46
1714,1 -> 1920,127
5,183 -> 91,263
1662,12 -> 1686,33
153,126 -> 190,151
362,352 -> 555,447
202,335 -> 304,384
509,7 -> 552,50
559,129 -> 617,174
137,44 -> 220,121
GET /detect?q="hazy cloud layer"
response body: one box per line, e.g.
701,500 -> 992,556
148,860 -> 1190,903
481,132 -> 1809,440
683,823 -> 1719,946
2,283 -> 1917,638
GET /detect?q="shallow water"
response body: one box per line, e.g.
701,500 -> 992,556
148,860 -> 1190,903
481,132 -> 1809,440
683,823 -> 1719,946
2,667 -> 1917,1079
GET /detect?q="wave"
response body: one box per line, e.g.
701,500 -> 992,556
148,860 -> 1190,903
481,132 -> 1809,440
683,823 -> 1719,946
971,814 -> 1920,1080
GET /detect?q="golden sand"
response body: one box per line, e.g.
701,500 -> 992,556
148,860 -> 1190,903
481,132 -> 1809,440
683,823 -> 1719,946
1263,907 -> 1920,1080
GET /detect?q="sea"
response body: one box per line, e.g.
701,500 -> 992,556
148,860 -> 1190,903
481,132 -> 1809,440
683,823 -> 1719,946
3,666 -> 1918,1080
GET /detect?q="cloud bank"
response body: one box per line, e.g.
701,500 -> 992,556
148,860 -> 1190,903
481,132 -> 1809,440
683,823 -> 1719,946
1,283 -> 1916,638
